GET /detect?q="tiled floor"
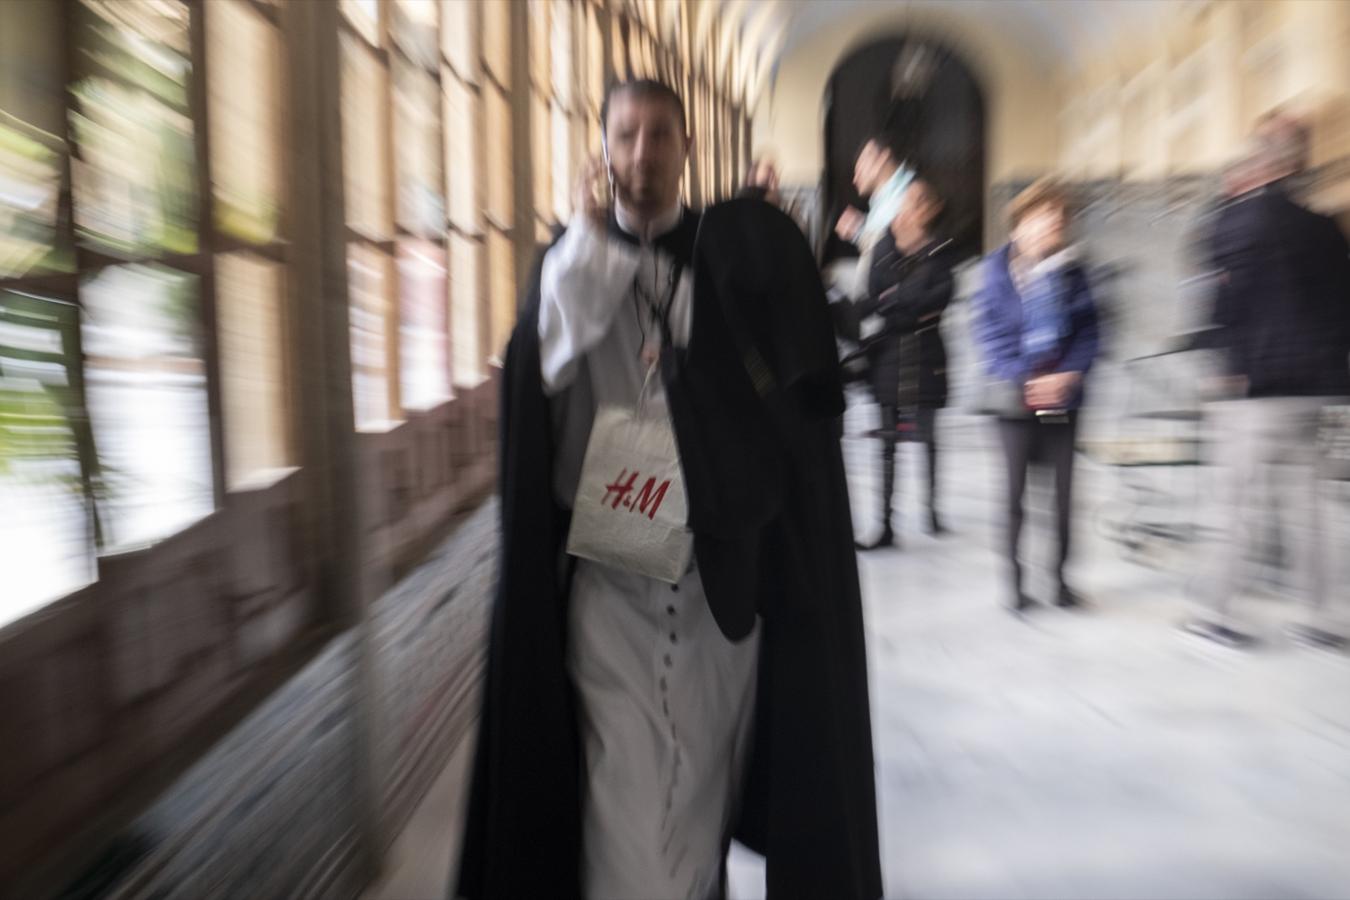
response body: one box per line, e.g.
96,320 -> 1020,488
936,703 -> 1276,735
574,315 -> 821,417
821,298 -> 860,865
370,406 -> 1350,900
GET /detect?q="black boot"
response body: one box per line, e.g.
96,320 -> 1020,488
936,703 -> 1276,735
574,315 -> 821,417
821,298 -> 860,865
1007,560 -> 1032,614
855,525 -> 895,551
1182,618 -> 1255,649
860,405 -> 899,552
1285,623 -> 1347,652
1055,584 -> 1086,609
924,429 -> 944,535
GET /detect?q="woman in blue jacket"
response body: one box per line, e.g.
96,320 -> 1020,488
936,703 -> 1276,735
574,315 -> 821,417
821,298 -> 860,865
972,178 -> 1099,613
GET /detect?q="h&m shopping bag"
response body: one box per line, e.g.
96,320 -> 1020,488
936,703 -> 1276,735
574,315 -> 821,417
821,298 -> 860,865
565,374 -> 693,584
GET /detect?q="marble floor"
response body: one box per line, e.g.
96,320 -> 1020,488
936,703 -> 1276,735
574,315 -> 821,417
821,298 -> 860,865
368,405 -> 1350,900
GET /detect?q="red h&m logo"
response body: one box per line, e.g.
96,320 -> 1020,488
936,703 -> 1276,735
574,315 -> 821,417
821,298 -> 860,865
602,468 -> 671,520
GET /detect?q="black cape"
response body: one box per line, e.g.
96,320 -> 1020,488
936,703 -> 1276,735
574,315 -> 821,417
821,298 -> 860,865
455,198 -> 882,899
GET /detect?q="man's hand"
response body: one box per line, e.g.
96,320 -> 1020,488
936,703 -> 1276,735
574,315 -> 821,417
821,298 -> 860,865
836,207 -> 865,242
574,155 -> 610,228
746,158 -> 779,191
1025,371 -> 1081,409
891,203 -> 926,254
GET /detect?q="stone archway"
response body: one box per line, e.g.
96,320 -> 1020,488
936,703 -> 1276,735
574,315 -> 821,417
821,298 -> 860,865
822,36 -> 987,262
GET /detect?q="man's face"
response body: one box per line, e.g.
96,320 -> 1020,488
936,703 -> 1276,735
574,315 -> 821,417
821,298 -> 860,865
1222,160 -> 1258,198
1012,202 -> 1067,260
852,142 -> 879,196
1255,114 -> 1310,179
604,91 -> 689,215
890,180 -> 940,247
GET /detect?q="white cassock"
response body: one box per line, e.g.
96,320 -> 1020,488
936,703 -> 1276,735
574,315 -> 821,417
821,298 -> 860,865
538,201 -> 761,900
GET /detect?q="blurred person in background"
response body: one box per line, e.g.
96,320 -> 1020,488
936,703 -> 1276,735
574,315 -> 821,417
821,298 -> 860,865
834,135 -> 914,298
850,178 -> 956,550
456,78 -> 881,900
1255,108 -> 1312,189
973,178 -> 1100,614
1183,121 -> 1350,651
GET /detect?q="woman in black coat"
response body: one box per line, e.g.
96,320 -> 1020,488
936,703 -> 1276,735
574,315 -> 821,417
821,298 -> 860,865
854,179 -> 955,549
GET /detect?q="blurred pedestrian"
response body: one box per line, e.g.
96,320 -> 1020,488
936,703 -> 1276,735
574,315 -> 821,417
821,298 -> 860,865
972,178 -> 1100,613
852,178 -> 956,549
834,135 -> 915,299
1184,122 -> 1350,650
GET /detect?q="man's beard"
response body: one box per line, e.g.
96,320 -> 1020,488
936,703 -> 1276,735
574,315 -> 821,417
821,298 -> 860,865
620,174 -> 674,213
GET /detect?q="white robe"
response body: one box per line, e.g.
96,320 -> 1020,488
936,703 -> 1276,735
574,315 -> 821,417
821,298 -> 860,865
538,202 -> 760,900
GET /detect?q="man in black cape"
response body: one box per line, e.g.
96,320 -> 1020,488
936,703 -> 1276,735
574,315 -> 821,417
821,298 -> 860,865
455,79 -> 881,900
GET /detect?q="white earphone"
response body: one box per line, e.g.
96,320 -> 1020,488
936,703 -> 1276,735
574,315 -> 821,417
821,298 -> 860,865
601,132 -> 616,200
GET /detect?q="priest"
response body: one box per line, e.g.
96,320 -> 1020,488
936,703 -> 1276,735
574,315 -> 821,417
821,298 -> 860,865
455,78 -> 881,900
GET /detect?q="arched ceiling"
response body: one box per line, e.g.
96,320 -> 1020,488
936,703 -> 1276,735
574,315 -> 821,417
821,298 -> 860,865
772,0 -> 1184,62
691,0 -> 1190,107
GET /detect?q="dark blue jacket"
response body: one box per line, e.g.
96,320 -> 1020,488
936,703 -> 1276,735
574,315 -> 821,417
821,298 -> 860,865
972,244 -> 1100,409
1206,185 -> 1350,397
